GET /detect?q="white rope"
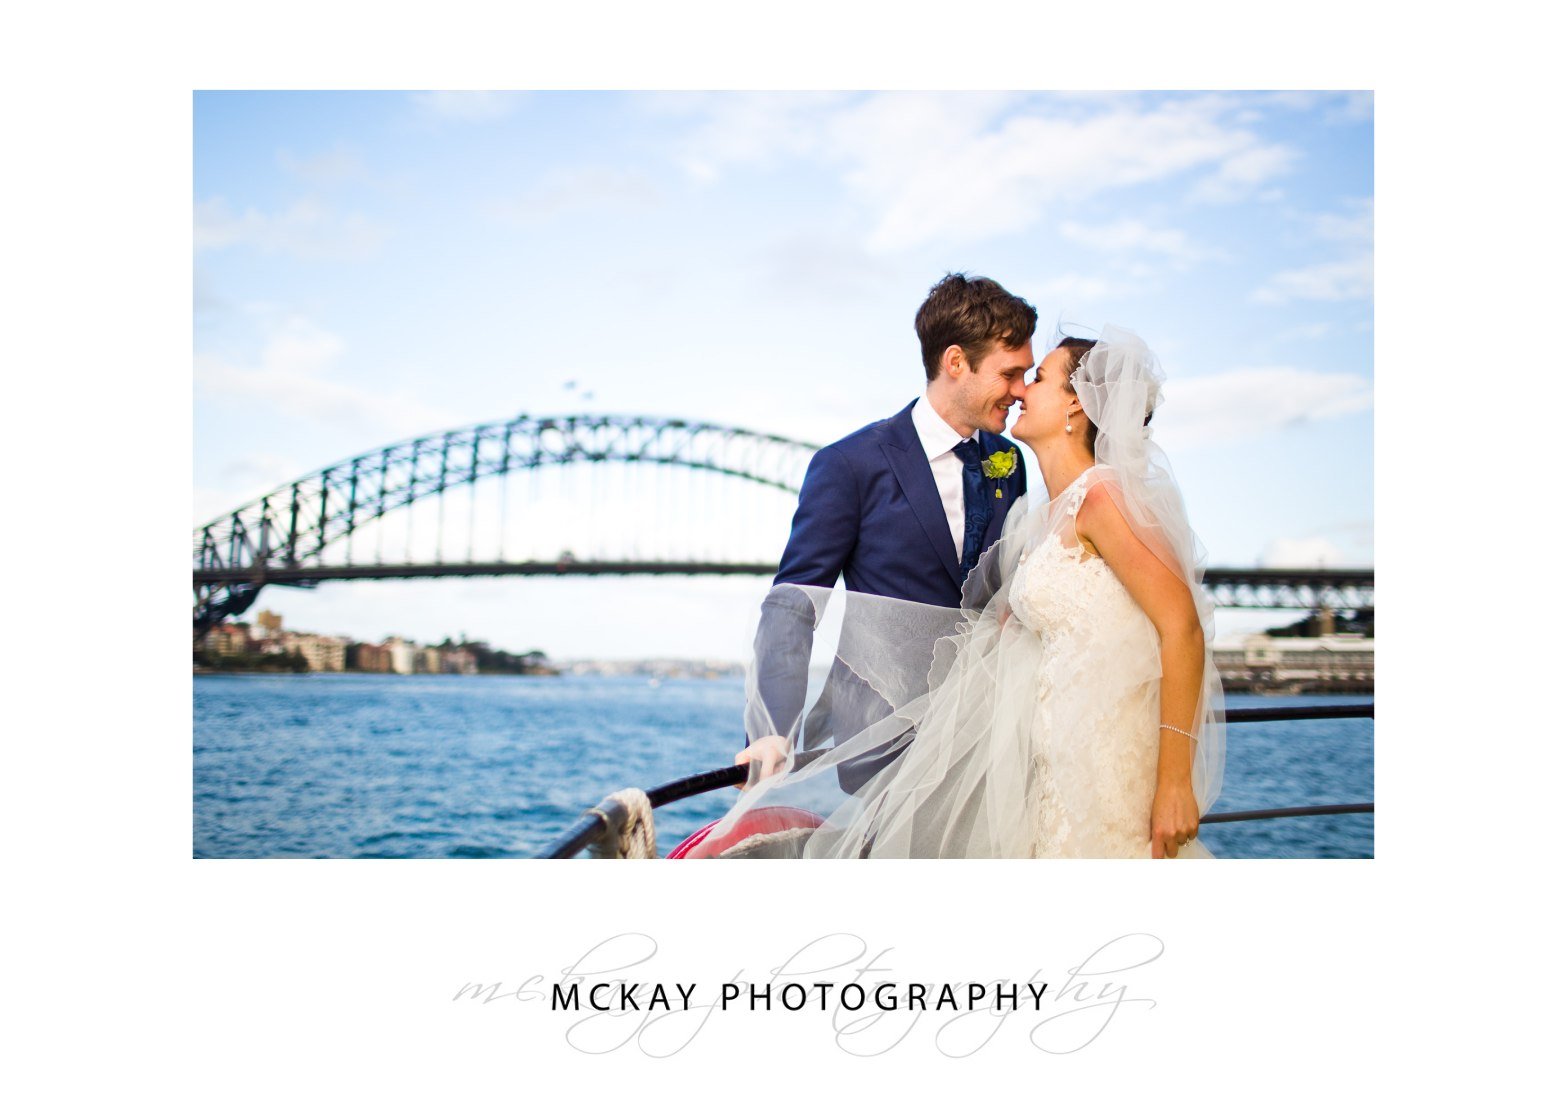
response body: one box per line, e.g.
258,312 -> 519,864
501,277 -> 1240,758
586,788 -> 656,859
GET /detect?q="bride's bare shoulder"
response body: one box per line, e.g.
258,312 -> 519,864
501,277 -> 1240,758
1073,474 -> 1133,552
1076,469 -> 1126,517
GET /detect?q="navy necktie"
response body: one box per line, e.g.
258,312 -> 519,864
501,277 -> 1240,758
952,439 -> 992,576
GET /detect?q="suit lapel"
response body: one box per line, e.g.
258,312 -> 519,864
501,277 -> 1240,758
881,404 -> 963,592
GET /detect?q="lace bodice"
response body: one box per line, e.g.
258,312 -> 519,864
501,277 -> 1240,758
1007,472 -> 1146,644
1000,470 -> 1193,857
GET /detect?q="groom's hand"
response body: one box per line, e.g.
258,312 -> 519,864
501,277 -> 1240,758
734,736 -> 790,789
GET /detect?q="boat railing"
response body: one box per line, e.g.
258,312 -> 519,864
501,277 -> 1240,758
535,702 -> 1374,859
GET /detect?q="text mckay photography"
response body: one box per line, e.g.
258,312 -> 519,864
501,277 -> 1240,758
452,931 -> 1166,1056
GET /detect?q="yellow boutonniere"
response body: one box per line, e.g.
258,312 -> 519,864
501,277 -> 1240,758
981,448 -> 1018,498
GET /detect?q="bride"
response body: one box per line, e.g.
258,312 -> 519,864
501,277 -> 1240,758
690,327 -> 1225,859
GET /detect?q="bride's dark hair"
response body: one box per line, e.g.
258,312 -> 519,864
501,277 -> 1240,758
1057,336 -> 1101,449
1057,335 -> 1154,453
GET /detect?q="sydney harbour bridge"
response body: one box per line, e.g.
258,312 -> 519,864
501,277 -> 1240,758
193,413 -> 1374,636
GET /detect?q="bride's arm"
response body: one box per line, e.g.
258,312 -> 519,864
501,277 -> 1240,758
1074,485 -> 1203,859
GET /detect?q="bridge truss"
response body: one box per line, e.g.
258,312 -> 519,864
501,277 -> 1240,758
195,415 -> 1374,634
193,414 -> 818,634
1202,568 -> 1374,611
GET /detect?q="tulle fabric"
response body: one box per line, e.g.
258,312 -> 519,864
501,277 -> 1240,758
688,326 -> 1224,859
1006,468 -> 1219,857
1066,326 -> 1225,814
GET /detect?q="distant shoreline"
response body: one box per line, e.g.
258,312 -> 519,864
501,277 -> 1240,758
192,667 -> 1367,694
192,666 -> 561,677
1220,681 -> 1373,696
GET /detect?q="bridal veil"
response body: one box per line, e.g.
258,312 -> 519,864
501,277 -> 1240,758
687,327 -> 1225,858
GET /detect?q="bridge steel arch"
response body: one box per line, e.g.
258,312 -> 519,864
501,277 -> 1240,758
1202,568 -> 1375,611
193,414 -> 820,635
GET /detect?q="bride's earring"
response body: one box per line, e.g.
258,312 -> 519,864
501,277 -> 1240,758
1065,419 -> 1073,434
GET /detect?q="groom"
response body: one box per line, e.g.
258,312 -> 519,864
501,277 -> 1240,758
739,273 -> 1037,789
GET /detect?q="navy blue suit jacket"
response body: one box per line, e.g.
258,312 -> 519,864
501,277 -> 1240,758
754,400 -> 1027,778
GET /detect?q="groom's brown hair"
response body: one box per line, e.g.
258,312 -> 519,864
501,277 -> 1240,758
916,273 -> 1038,382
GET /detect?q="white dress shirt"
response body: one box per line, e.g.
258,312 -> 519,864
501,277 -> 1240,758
910,391 -> 974,562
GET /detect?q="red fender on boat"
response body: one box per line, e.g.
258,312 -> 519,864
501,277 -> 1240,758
666,807 -> 826,858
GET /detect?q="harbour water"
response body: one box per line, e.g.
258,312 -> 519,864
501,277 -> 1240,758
194,674 -> 1373,859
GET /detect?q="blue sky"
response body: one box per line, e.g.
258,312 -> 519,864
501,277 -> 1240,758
194,91 -> 1372,659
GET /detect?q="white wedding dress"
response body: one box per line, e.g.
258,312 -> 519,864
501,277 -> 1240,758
1008,469 -> 1210,858
695,328 -> 1223,860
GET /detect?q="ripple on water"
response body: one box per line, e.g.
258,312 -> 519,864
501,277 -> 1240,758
195,675 -> 1371,859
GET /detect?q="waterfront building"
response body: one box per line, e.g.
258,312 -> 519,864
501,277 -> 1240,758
385,637 -> 417,675
202,622 -> 251,656
439,647 -> 478,675
353,642 -> 392,673
1211,633 -> 1374,694
417,646 -> 441,674
282,632 -> 348,672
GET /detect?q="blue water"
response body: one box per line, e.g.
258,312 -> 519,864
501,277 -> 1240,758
193,675 -> 1372,859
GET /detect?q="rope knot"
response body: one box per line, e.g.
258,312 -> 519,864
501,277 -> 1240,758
586,788 -> 656,859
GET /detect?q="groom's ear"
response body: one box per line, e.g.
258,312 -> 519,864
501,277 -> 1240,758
940,344 -> 968,379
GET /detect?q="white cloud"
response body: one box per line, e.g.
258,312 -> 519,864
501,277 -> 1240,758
1188,143 -> 1299,203
1262,91 -> 1326,112
863,97 -> 1295,252
1276,321 -> 1335,343
193,453 -> 306,524
661,91 -> 860,181
194,197 -> 388,259
1257,91 -> 1373,124
1333,92 -> 1374,122
1155,366 -> 1373,448
194,315 -> 461,434
1252,255 -> 1373,303
1027,273 -> 1138,303
1059,218 -> 1215,265
1313,198 -> 1373,243
1261,536 -> 1349,568
1253,198 -> 1372,304
486,167 -> 660,223
754,230 -> 900,301
410,91 -> 523,121
667,93 -> 1300,252
277,145 -> 366,184
220,452 -> 301,487
193,269 -> 227,315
